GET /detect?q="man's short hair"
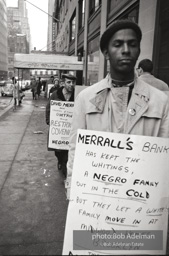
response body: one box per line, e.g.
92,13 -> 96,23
138,59 -> 153,73
100,19 -> 142,53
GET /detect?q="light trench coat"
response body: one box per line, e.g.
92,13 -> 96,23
67,74 -> 169,178
12,82 -> 20,100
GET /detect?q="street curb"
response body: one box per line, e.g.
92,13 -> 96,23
0,98 -> 14,119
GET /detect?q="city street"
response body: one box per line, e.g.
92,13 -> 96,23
0,92 -> 68,255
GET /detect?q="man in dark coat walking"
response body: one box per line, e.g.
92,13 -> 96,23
30,76 -> 37,100
37,77 -> 42,98
46,73 -> 76,177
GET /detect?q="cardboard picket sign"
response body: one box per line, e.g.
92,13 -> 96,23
63,129 -> 169,255
48,100 -> 74,150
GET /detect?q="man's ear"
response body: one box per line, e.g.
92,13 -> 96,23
103,49 -> 109,60
139,67 -> 144,75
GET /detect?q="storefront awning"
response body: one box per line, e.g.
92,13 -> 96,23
14,53 -> 84,70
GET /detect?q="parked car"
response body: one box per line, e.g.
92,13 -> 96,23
0,81 -> 6,87
1,82 -> 13,97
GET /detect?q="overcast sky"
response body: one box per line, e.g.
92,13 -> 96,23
6,0 -> 48,50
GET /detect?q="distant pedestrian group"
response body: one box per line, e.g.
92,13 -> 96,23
30,77 -> 42,100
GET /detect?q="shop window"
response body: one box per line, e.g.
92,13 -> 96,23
79,0 -> 85,30
70,11 -> 76,42
89,0 -> 101,17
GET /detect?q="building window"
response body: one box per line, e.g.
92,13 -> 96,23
108,1 -> 139,23
121,6 -> 139,23
108,0 -> 119,12
89,0 -> 101,16
70,11 -> 76,42
79,0 -> 85,30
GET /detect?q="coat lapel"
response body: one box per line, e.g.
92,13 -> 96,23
87,75 -> 111,113
89,89 -> 108,113
124,78 -> 150,133
124,94 -> 148,133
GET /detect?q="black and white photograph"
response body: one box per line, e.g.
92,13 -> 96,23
0,0 -> 169,255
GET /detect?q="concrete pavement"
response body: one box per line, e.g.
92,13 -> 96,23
0,94 -> 68,255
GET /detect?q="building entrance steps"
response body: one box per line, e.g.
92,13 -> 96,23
0,97 -> 68,255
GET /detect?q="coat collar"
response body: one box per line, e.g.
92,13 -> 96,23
88,74 -> 150,113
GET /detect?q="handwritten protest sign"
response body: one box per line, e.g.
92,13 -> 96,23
63,129 -> 169,255
48,100 -> 74,150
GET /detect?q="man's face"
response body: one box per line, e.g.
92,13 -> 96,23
64,78 -> 75,92
105,29 -> 140,75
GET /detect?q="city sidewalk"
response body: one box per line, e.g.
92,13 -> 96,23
0,95 -> 68,255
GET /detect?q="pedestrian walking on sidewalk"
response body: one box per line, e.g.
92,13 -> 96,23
37,77 -> 42,98
49,77 -> 60,98
136,58 -> 169,92
46,73 -> 76,177
12,77 -> 19,110
30,76 -> 37,100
